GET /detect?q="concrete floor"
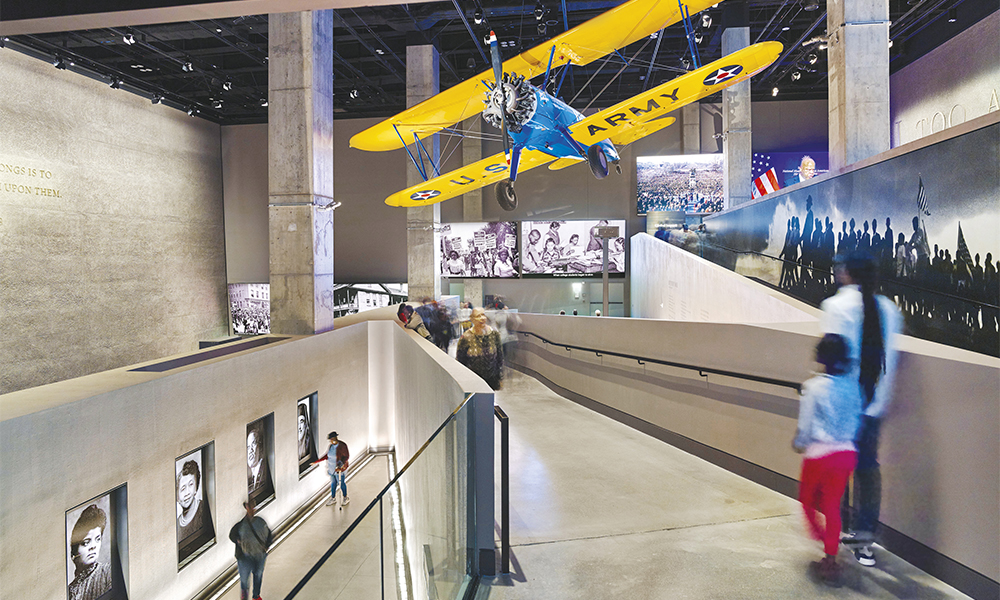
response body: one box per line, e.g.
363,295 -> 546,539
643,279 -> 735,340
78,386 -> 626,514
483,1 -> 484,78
219,369 -> 972,600
477,370 -> 972,599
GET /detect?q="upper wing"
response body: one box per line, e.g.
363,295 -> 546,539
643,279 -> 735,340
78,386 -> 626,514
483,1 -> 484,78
385,149 -> 556,207
569,41 -> 782,147
351,0 -> 723,152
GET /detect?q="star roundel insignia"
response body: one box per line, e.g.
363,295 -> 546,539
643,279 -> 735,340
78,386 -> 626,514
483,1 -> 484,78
703,65 -> 744,86
410,189 -> 441,201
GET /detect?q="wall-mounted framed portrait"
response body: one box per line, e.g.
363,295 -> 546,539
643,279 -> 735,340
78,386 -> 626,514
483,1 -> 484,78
297,393 -> 319,477
246,414 -> 275,507
65,485 -> 128,600
175,443 -> 216,568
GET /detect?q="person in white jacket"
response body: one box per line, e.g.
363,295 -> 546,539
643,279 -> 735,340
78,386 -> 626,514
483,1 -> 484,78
820,251 -> 903,568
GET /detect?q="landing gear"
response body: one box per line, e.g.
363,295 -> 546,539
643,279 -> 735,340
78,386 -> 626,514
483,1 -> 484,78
495,178 -> 518,211
587,144 -> 610,179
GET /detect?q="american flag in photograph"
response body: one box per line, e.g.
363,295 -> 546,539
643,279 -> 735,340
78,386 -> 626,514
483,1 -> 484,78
916,176 -> 931,216
751,167 -> 780,199
751,153 -> 775,180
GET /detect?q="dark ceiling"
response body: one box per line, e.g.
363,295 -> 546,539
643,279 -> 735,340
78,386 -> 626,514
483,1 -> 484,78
1,0 -> 990,125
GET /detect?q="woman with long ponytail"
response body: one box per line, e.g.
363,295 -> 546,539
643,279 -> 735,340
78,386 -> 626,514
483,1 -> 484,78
820,250 -> 902,568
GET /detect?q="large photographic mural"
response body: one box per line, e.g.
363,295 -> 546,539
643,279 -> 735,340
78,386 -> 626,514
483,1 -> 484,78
697,122 -> 999,357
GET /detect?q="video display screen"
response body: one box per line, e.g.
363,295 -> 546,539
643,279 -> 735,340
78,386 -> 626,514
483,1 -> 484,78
637,154 -> 724,215
752,152 -> 829,188
228,283 -> 270,335
439,222 -> 519,278
521,220 -> 626,278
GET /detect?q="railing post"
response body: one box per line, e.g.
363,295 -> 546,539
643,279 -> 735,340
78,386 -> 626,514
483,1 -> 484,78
379,496 -> 385,600
494,405 -> 510,574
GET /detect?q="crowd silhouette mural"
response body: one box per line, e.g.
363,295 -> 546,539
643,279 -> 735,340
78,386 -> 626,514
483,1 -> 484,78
686,124 -> 999,358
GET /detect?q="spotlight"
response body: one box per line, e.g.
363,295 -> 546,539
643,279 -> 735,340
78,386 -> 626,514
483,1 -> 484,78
216,27 -> 223,33
260,98 -> 268,107
466,57 -> 476,69
649,31 -> 659,39
817,43 -> 828,50
701,13 -> 712,28
807,52 -> 818,64
804,2 -> 819,10
772,86 -> 779,96
888,39 -> 894,48
0,37 -> 6,49
213,99 -> 223,109
52,56 -> 66,69
694,32 -> 704,44
534,3 -> 545,20
474,8 -> 483,24
781,25 -> 790,31
791,70 -> 801,81
222,79 -> 233,91
537,22 -> 547,35
186,106 -> 197,116
151,94 -> 162,104
947,8 -> 957,22
349,88 -> 359,99
375,48 -> 384,55
182,61 -> 194,72
123,30 -> 135,45
681,57 -> 691,69
109,78 -> 122,89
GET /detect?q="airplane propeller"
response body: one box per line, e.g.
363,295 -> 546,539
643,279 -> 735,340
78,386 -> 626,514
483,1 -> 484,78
487,31 -> 512,165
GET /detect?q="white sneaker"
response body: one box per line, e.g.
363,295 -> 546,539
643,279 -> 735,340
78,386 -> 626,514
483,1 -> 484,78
341,496 -> 350,506
325,497 -> 336,506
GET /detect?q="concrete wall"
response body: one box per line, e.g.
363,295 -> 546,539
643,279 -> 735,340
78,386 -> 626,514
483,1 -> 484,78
0,319 -> 491,600
507,311 -> 1000,588
0,48 -> 229,394
890,10 -> 1000,147
630,232 -> 820,322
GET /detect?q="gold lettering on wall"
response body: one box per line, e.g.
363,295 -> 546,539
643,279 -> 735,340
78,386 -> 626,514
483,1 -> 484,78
0,161 -> 62,198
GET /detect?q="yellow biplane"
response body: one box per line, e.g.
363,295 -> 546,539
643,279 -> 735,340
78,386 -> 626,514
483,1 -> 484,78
350,0 -> 781,210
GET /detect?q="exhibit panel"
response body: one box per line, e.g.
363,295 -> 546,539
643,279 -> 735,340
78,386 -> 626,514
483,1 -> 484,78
175,444 -> 216,568
296,393 -> 319,477
699,117 -> 1000,357
246,414 -> 276,508
637,154 -> 725,215
228,284 -> 271,335
65,486 -> 129,600
439,222 -> 519,278
521,219 -> 627,277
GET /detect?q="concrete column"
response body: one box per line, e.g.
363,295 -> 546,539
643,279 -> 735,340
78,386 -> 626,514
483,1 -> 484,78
722,23 -> 752,209
827,0 -> 890,171
406,44 -> 441,301
682,103 -> 701,154
267,11 -> 335,334
462,117 -> 484,308
470,391 -> 496,575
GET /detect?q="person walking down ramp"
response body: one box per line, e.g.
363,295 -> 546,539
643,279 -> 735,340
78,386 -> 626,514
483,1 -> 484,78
456,307 -> 504,390
794,334 -> 862,587
315,431 -> 350,508
229,500 -> 272,600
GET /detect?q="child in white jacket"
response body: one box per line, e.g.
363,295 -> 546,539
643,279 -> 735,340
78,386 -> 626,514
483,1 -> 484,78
794,334 -> 862,586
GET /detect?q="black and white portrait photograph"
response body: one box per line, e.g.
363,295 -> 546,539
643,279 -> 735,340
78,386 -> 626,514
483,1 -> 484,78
246,417 -> 274,505
175,447 -> 215,565
521,220 -> 627,277
66,494 -> 114,600
439,222 -> 519,278
297,395 -> 318,475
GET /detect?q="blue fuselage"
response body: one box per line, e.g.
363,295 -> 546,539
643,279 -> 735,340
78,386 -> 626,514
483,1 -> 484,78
509,87 -> 620,163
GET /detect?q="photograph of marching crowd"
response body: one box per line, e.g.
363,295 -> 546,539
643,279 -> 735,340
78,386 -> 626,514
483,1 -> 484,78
439,222 -> 519,278
700,124 -> 999,357
228,283 -> 270,335
637,154 -> 725,215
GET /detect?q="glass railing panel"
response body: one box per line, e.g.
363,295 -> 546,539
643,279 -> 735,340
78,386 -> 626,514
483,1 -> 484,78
287,395 -> 476,600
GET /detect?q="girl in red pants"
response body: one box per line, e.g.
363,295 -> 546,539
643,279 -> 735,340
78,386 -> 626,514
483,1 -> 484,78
794,334 -> 862,586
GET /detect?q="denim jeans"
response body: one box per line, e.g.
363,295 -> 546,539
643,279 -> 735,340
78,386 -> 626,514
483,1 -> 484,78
237,555 -> 266,600
330,470 -> 347,499
842,415 -> 882,535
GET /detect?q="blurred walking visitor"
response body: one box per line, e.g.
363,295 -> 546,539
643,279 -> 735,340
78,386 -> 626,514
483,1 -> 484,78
456,307 -> 504,390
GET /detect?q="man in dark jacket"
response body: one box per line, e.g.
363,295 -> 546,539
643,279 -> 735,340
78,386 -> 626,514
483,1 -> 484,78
315,431 -> 351,507
229,500 -> 272,600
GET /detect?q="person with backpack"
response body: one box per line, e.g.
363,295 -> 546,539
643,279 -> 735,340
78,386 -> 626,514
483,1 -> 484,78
229,499 -> 272,600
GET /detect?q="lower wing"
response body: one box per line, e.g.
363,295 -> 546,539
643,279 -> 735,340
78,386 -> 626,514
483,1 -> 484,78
385,149 -> 555,207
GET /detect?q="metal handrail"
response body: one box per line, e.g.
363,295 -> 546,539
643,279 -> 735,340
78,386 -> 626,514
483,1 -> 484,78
518,330 -> 802,391
283,392 -> 476,600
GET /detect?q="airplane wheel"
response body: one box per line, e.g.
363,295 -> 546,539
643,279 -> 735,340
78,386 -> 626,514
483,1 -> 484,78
587,144 -> 609,179
495,179 -> 518,211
